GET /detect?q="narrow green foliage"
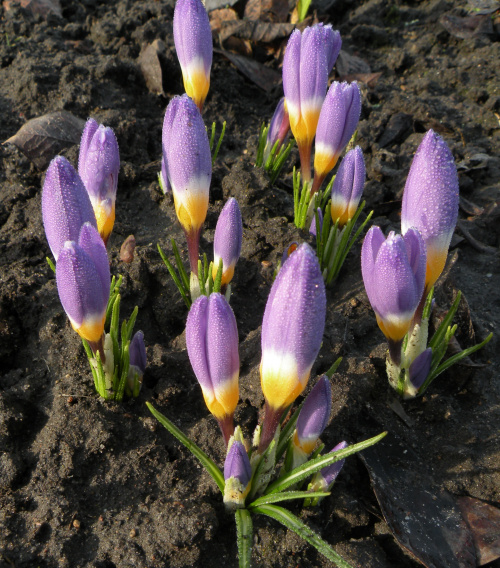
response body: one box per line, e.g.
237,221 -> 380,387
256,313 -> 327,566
212,257 -> 223,294
325,357 -> 343,378
157,242 -> 191,307
252,504 -> 355,568
265,139 -> 294,185
46,257 -> 56,273
147,403 -> 225,493
249,490 -> 330,508
265,432 -> 387,495
293,169 -> 312,229
211,120 -> 226,165
255,123 -> 269,168
296,0 -> 312,22
235,509 -> 253,568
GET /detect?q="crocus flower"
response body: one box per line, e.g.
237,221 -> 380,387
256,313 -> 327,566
309,441 -> 348,494
311,82 -> 361,195
259,243 -> 326,451
212,198 -> 243,287
329,146 -> 365,227
127,330 -> 147,397
223,440 -> 252,510
56,223 -> 110,351
401,129 -> 459,294
42,156 -> 97,261
78,118 -> 120,245
289,375 -> 331,470
173,0 -> 212,111
186,293 -> 239,444
283,24 -> 342,181
263,97 -> 290,163
162,94 -> 211,274
361,226 -> 426,365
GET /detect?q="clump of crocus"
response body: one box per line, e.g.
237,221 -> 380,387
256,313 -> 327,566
173,0 -> 212,111
401,129 -> 459,298
212,198 -> 243,288
329,146 -> 365,227
127,330 -> 147,397
162,94 -> 211,276
42,156 -> 97,261
56,222 -> 110,357
286,375 -> 332,471
186,293 -> 239,445
263,97 -> 290,163
223,438 -> 252,511
283,24 -> 342,182
78,118 -> 120,245
361,227 -> 426,366
259,243 -> 326,452
311,82 -> 361,195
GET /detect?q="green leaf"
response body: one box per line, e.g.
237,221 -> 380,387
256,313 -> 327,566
235,509 -> 253,568
115,342 -> 129,402
157,243 -> 191,308
429,291 -> 461,350
252,504 -> 354,568
146,403 -> 225,493
213,258 -> 223,294
249,491 -> 329,508
255,123 -> 268,168
265,432 -> 387,495
276,404 -> 302,461
172,238 -> 191,293
46,256 -> 56,273
325,357 -> 342,378
212,120 -> 226,165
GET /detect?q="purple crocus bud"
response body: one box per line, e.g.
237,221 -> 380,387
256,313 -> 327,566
312,82 -> 361,195
42,156 -> 97,261
329,146 -> 366,227
127,330 -> 147,397
283,25 -> 339,181
293,375 -> 332,457
212,198 -> 243,287
361,226 -> 426,364
56,223 -> 110,346
401,130 -> 459,294
162,94 -> 211,275
78,119 -> 120,245
409,347 -> 432,392
223,440 -> 252,510
186,293 -> 239,445
263,97 -> 290,162
309,208 -> 323,238
259,243 -> 326,452
309,441 -> 348,493
324,27 -> 342,75
173,0 -> 212,111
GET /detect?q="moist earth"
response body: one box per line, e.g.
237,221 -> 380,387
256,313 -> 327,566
0,0 -> 499,567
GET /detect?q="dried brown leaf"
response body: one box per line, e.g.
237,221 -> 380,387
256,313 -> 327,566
3,0 -> 62,18
244,0 -> 289,23
214,48 -> 281,91
458,497 -> 500,566
439,13 -> 493,39
361,435 -> 477,568
138,40 -> 167,97
4,111 -> 85,170
219,20 -> 295,43
340,72 -> 382,88
209,8 -> 238,34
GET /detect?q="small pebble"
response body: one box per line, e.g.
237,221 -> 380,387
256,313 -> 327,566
73,519 -> 81,529
129,528 -> 137,538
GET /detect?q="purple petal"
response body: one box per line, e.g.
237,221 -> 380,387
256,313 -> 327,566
300,25 -> 329,111
360,225 -> 386,307
130,331 -> 147,373
173,0 -> 212,73
323,26 -> 342,74
402,228 -> 426,299
331,146 -> 365,208
409,347 -> 432,390
77,222 -> 110,297
282,29 -> 302,113
224,440 -> 252,487
296,375 -> 332,444
78,121 -> 120,204
186,293 -> 239,397
264,97 -> 290,159
320,441 -> 348,486
213,198 -> 243,284
78,118 -> 99,172
42,156 -> 97,261
309,208 -> 323,238
261,243 -> 326,409
56,241 -> 108,340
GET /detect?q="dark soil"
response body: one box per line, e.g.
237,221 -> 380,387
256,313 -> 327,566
1,0 -> 499,567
